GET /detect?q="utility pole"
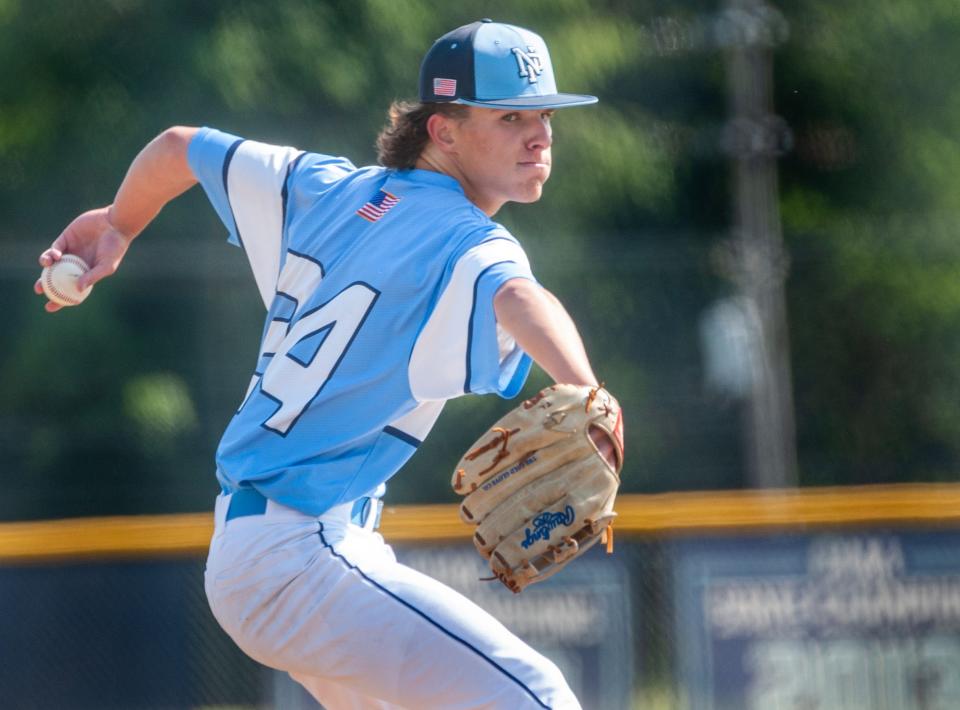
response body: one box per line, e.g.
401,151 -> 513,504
718,0 -> 797,488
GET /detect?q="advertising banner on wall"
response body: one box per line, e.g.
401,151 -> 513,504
673,531 -> 960,710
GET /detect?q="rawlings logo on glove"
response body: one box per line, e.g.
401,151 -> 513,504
452,384 -> 625,593
521,505 -> 576,549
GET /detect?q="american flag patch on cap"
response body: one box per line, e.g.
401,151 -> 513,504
433,78 -> 457,97
357,189 -> 401,222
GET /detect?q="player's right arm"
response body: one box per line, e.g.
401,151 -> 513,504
35,126 -> 199,312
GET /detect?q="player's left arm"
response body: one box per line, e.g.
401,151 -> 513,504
493,277 -> 598,388
494,277 -> 619,464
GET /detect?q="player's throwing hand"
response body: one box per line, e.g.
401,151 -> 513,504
35,206 -> 133,311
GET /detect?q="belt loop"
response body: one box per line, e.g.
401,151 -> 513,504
349,496 -> 384,531
368,498 -> 384,531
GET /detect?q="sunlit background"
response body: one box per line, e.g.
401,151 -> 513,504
3,1 -> 960,708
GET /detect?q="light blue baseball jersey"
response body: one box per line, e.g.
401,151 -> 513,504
188,127 -> 535,515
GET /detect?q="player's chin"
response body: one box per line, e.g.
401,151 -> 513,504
513,179 -> 548,204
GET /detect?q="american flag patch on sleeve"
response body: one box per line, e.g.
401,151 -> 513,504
433,78 -> 457,97
357,189 -> 401,222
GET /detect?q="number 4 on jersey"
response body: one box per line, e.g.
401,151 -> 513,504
244,252 -> 379,436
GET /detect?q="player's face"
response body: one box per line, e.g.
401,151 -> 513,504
450,107 -> 554,215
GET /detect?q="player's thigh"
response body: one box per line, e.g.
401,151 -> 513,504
208,520 -> 578,709
317,527 -> 579,710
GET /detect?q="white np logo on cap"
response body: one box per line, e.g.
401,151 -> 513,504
418,19 -> 598,109
511,46 -> 544,83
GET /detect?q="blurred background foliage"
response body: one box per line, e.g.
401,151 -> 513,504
2,0 -> 960,520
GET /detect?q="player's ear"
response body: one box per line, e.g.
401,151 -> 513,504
426,113 -> 458,154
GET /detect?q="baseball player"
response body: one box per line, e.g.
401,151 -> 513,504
36,20 -> 617,710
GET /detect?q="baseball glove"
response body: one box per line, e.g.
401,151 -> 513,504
452,384 -> 624,593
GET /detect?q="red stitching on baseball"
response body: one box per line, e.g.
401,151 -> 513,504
43,256 -> 88,305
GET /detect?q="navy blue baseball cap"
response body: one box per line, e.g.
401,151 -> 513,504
419,20 -> 598,109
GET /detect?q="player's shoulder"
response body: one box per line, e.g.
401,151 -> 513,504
384,169 -> 491,223
190,126 -> 363,184
374,167 -> 529,265
296,151 -> 366,182
458,211 -> 522,247
286,159 -> 393,210
444,221 -> 529,281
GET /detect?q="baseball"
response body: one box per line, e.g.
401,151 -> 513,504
41,254 -> 93,306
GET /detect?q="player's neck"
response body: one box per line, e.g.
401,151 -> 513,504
415,151 -> 504,217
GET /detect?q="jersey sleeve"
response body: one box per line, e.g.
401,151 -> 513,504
187,127 -> 354,308
408,235 -> 535,401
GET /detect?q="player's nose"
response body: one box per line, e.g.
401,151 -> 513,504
526,116 -> 552,152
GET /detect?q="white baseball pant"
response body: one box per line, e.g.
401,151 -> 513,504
204,491 -> 582,709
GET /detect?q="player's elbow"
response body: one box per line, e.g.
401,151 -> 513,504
151,126 -> 201,188
157,126 -> 200,155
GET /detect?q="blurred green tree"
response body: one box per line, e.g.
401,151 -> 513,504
2,0 -> 957,519
777,0 -> 960,484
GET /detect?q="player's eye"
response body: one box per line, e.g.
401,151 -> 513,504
501,112 -> 520,122
541,111 -> 554,122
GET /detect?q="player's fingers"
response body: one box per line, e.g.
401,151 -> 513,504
41,219 -> 85,265
35,275 -> 62,311
38,247 -> 62,267
589,426 -> 619,470
76,260 -> 117,291
48,227 -> 75,253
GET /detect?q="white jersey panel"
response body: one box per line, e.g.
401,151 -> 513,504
409,238 -> 531,401
387,400 -> 446,442
497,323 -> 520,362
225,140 -> 304,307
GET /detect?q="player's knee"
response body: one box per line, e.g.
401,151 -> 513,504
521,653 -> 581,709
